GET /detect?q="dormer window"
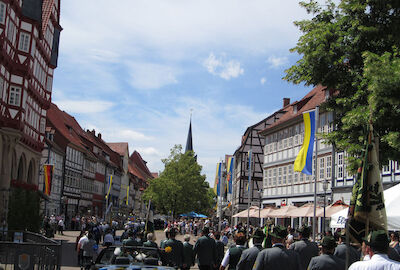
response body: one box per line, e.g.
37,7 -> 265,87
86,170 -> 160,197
66,124 -> 72,133
293,104 -> 298,114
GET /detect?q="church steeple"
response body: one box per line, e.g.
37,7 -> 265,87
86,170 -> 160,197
185,114 -> 193,153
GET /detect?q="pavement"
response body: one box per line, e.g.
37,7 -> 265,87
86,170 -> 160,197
53,230 -> 202,270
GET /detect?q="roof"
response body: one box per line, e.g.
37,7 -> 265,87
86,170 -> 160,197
42,0 -> 54,34
128,151 -> 154,182
47,103 -> 87,152
107,142 -> 129,157
259,85 -> 327,135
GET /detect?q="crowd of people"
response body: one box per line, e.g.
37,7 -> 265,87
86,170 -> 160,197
71,216 -> 400,270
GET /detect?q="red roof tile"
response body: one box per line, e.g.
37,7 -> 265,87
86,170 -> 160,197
259,85 -> 327,135
42,0 -> 54,34
107,142 -> 129,157
151,172 -> 159,178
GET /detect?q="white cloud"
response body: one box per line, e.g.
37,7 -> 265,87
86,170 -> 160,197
119,129 -> 153,141
261,77 -> 267,85
267,56 -> 289,68
55,100 -> 114,114
136,147 -> 162,157
126,62 -> 179,90
203,53 -> 244,80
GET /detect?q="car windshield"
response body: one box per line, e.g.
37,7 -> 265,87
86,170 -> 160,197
96,246 -> 160,266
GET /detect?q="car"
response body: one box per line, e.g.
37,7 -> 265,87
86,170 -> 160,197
91,246 -> 174,270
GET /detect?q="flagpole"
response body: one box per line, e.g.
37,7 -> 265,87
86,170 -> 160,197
219,161 -> 223,232
313,106 -> 319,241
247,149 -> 252,238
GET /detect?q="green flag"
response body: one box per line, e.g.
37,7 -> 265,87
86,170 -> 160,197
348,126 -> 387,244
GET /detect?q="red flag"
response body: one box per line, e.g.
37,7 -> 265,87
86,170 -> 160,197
43,164 -> 53,196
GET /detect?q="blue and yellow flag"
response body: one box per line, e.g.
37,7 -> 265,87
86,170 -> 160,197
213,162 -> 222,196
106,175 -> 113,200
226,157 -> 234,194
294,110 -> 316,175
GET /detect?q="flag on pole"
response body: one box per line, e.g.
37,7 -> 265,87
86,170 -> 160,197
106,175 -> 113,200
213,162 -> 222,196
348,125 -> 387,243
43,164 -> 54,196
126,185 -> 129,206
226,157 -> 234,194
294,110 -> 316,175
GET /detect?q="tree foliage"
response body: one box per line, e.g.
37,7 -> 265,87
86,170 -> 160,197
285,0 -> 400,171
8,188 -> 42,232
144,145 -> 213,217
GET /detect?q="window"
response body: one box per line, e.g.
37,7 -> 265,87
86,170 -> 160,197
337,152 -> 343,179
319,157 -> 325,180
283,166 -> 287,184
294,172 -> 298,183
326,156 -> 332,179
9,86 -> 21,106
273,168 -> 277,185
288,165 -> 293,184
18,32 -> 30,52
278,167 -> 282,185
0,2 -> 5,24
268,169 -> 272,186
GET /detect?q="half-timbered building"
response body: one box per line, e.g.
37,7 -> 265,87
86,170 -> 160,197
0,0 -> 61,222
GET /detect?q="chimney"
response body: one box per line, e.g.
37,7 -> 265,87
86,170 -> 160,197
283,98 -> 290,107
91,129 -> 95,135
98,133 -> 102,139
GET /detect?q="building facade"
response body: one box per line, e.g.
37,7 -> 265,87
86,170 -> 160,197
0,0 -> 61,222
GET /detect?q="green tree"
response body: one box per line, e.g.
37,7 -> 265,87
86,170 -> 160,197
144,145 -> 213,217
285,0 -> 400,170
8,188 -> 42,232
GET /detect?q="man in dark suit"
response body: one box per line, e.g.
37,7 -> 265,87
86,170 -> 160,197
182,234 -> 194,270
253,225 -> 301,270
334,232 -> 360,266
289,225 -> 319,270
308,236 -> 345,270
164,228 -> 184,268
214,231 -> 225,270
237,228 -> 264,270
194,227 -> 217,270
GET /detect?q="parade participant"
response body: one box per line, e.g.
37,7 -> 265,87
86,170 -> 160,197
143,232 -> 158,248
308,236 -> 345,270
122,230 -> 140,247
253,225 -> 301,270
289,225 -> 319,270
164,228 -> 184,268
182,234 -> 194,270
334,231 -> 361,265
220,230 -> 247,270
194,227 -> 217,270
214,232 -> 225,270
57,218 -> 64,235
103,229 -> 115,247
237,228 -> 264,270
349,230 -> 400,270
390,232 -> 400,254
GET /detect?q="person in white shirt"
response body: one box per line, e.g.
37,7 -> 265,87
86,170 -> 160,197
349,230 -> 400,270
77,231 -> 89,267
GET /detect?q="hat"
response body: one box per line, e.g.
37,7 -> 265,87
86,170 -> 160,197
321,236 -> 336,249
269,225 -> 288,239
363,230 -> 389,248
252,228 -> 265,239
297,225 -> 311,234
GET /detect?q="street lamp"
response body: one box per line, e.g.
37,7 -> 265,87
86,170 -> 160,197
322,180 -> 329,234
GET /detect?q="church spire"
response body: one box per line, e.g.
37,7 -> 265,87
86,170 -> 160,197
185,113 -> 193,153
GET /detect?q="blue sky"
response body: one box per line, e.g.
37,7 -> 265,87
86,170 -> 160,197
52,0 -> 313,186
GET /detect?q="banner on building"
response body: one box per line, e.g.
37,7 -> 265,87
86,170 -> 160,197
294,110 -> 316,175
348,126 -> 387,243
213,162 -> 222,196
226,157 -> 234,194
105,175 -> 113,200
43,164 -> 54,196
